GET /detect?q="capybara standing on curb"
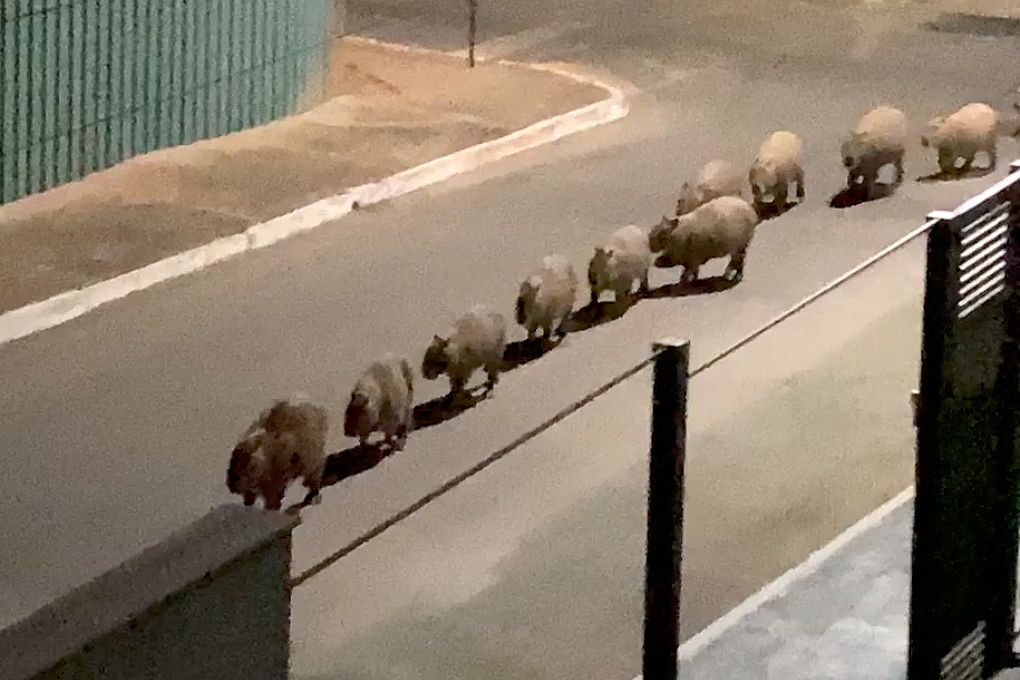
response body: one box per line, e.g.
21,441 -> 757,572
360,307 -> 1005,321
676,160 -> 744,216
227,394 -> 328,510
650,195 -> 759,285
748,131 -> 805,210
921,102 -> 998,175
516,254 -> 579,342
841,105 -> 908,199
344,355 -> 415,450
587,224 -> 652,307
422,304 -> 508,403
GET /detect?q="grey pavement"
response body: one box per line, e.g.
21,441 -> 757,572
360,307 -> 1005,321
1,0 -> 1020,678
288,254 -> 926,679
676,496 -> 915,680
675,493 -> 1020,680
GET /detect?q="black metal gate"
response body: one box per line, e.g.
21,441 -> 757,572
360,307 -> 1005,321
908,163 -> 1020,680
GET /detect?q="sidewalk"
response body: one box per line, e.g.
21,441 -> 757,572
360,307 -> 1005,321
672,491 -> 1020,680
0,37 -> 608,316
673,492 -> 914,680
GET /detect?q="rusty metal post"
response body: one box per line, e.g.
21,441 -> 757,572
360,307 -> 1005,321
467,0 -> 478,67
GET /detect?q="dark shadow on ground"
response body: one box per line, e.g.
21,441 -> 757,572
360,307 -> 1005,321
915,165 -> 996,184
286,442 -> 396,512
829,182 -> 898,209
501,336 -> 563,373
923,13 -> 1020,38
561,299 -> 632,333
321,443 -> 392,487
754,199 -> 801,221
642,275 -> 739,299
284,388 -> 490,511
409,388 -> 487,432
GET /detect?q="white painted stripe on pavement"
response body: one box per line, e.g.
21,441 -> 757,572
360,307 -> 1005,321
630,484 -> 916,679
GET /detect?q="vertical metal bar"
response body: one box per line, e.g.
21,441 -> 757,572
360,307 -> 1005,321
184,0 -> 197,142
241,0 -> 253,129
55,0 -> 73,186
907,216 -> 956,680
204,0 -> 212,136
127,0 -> 134,158
92,0 -> 101,170
13,0 -> 26,198
236,0 -> 246,129
986,188 -> 1020,669
155,0 -> 167,149
175,0 -> 186,146
642,338 -> 690,680
71,0 -> 86,180
191,0 -> 202,141
148,0 -> 159,151
99,0 -> 111,171
267,0 -> 279,119
251,0 -> 264,125
202,0 -> 214,140
94,0 -> 104,170
103,0 -> 115,167
134,0 -> 147,154
27,4 -> 41,194
38,0 -> 51,191
284,0 -> 295,110
226,0 -> 237,131
293,0 -> 301,108
216,0 -> 227,136
115,0 -> 127,163
317,0 -> 329,101
85,0 -> 98,175
0,3 -> 11,203
468,0 -> 477,68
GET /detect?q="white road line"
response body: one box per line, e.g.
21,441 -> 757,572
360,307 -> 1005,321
630,484 -> 915,679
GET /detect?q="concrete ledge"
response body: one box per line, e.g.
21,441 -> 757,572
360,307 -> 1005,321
0,504 -> 298,680
0,40 -> 629,349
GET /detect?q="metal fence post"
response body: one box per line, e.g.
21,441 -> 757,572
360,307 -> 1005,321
908,169 -> 1020,679
642,338 -> 690,680
986,182 -> 1020,669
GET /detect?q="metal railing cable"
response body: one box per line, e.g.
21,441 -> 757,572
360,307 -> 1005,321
289,351 -> 657,588
289,219 -> 935,589
690,218 -> 937,378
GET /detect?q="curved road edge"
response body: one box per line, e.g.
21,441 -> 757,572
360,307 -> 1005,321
0,37 -> 631,350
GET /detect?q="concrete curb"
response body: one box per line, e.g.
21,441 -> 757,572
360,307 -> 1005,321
629,486 -> 916,680
0,37 -> 629,349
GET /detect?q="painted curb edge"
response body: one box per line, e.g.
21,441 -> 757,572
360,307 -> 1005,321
0,38 -> 630,348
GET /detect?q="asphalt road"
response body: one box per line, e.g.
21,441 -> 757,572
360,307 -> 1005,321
2,0 -> 1019,677
288,244 -> 928,680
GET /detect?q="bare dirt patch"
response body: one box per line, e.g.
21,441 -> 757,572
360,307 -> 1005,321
0,38 -> 607,314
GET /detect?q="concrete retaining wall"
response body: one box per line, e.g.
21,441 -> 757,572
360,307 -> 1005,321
0,505 -> 299,680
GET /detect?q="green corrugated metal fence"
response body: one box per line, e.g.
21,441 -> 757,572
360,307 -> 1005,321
0,0 -> 333,206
